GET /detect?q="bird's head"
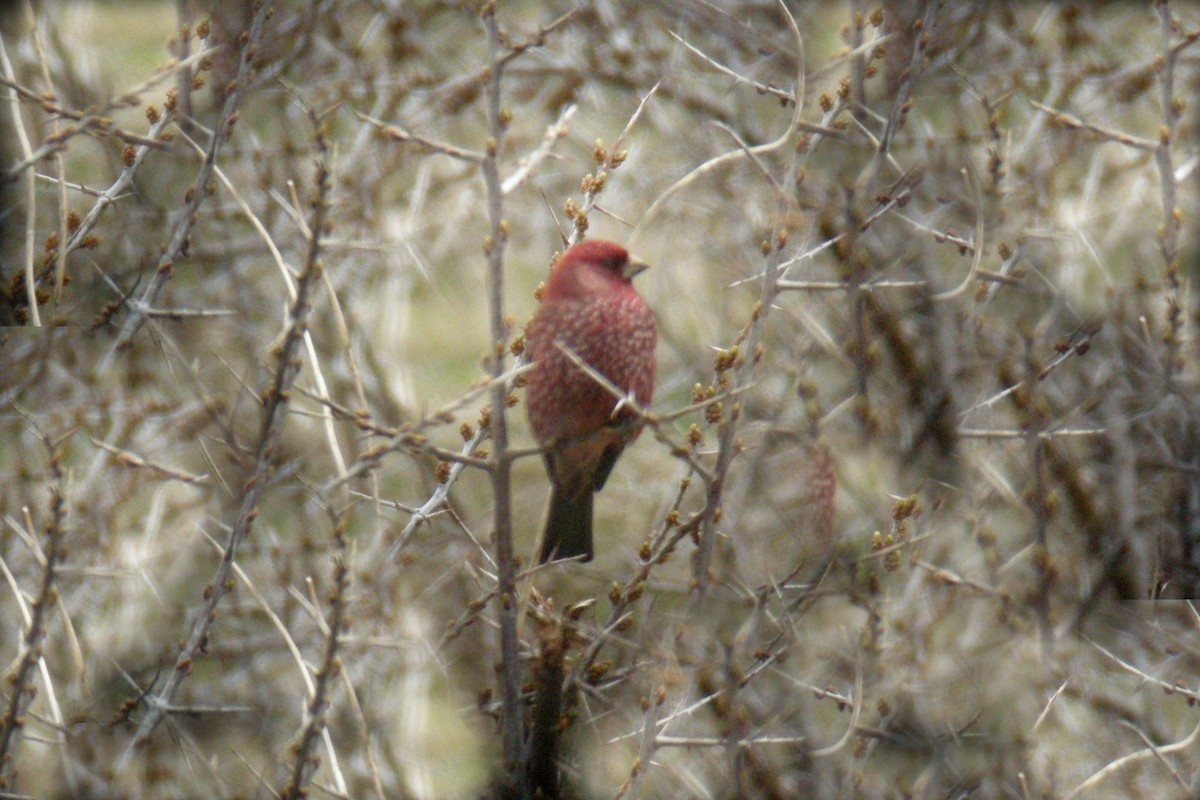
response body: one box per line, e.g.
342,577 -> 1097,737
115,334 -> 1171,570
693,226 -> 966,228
544,240 -> 649,301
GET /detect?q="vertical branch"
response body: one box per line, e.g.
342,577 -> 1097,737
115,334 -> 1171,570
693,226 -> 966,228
479,1 -> 525,791
112,0 -> 274,351
1152,0 -> 1199,596
848,0 -> 868,127
619,685 -> 666,800
173,0 -> 196,137
0,31 -> 39,325
278,523 -> 351,800
23,2 -> 69,314
526,612 -> 565,799
0,420 -> 67,787
849,242 -> 872,408
1153,0 -> 1182,272
1147,0 -> 1183,596
691,1 -> 805,593
870,1 -> 935,186
1022,339 -> 1053,655
118,102 -> 333,763
1153,0 -> 1184,394
692,232 -> 789,596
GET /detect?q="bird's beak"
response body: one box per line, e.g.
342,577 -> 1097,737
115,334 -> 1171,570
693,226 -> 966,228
623,257 -> 650,281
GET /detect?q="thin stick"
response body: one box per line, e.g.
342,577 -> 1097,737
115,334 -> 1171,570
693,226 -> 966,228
479,3 -> 526,790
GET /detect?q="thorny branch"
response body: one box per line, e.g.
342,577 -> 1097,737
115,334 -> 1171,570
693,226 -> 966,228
686,0 -> 806,593
478,2 -> 526,791
277,526 -> 352,800
0,418 -> 68,788
118,94 -> 331,763
111,0 -> 276,353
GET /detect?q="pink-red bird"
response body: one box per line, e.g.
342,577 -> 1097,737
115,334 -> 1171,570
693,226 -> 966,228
525,240 -> 657,563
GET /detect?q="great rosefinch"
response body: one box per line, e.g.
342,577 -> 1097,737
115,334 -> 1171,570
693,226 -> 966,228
525,240 -> 657,563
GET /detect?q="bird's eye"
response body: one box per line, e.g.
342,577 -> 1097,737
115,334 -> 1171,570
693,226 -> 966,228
605,256 -> 626,273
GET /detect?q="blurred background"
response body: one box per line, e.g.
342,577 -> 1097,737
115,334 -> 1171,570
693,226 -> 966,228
1,1 -> 1199,797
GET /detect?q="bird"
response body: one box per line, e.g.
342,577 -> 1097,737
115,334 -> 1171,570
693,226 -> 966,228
524,239 -> 657,563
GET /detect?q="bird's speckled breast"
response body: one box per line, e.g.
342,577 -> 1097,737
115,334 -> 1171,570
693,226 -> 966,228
526,289 -> 656,446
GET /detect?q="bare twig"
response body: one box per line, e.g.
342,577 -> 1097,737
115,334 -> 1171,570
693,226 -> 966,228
0,33 -> 40,325
629,0 -> 805,249
669,31 -> 796,106
690,0 -> 805,593
356,111 -> 485,162
479,3 -> 525,790
869,2 -> 936,185
1028,99 -> 1158,151
111,0 -> 276,351
501,103 -> 576,195
617,685 -> 665,800
119,82 -> 329,761
278,528 -> 351,800
89,436 -> 209,484
177,126 -> 348,482
0,416 -> 68,786
1062,717 -> 1200,800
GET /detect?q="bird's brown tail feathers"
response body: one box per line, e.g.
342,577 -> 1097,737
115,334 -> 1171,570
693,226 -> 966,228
539,485 -> 593,563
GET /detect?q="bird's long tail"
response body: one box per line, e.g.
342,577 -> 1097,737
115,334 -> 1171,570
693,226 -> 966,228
539,485 -> 593,563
